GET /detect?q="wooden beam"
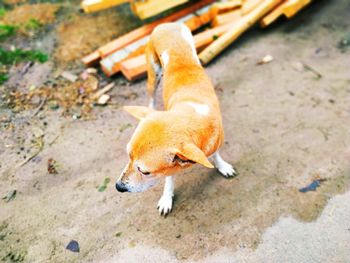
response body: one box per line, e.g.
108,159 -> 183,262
81,51 -> 100,66
101,40 -> 147,77
213,0 -> 242,13
184,6 -> 217,31
199,0 -> 282,65
131,0 -> 189,20
193,22 -> 235,50
81,0 -> 130,13
241,0 -> 262,15
260,0 -> 312,27
212,9 -> 242,27
283,0 -> 312,18
120,55 -> 147,81
81,0 -> 215,66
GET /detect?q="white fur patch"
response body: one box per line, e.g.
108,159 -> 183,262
187,102 -> 210,115
161,51 -> 169,67
126,142 -> 131,155
213,152 -> 236,177
150,55 -> 161,76
180,24 -> 200,64
157,176 -> 174,215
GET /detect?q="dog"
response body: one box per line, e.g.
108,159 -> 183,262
116,23 -> 236,216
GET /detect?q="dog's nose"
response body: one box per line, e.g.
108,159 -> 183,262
116,181 -> 129,192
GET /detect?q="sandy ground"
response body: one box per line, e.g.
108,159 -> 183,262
1,0 -> 350,262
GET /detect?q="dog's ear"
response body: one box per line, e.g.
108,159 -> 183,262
123,106 -> 155,120
174,143 -> 214,168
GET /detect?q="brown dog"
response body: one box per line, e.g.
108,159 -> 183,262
116,23 -> 236,215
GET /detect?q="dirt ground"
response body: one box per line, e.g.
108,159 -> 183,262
1,0 -> 350,262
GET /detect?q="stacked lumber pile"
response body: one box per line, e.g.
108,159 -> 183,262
82,0 -> 312,81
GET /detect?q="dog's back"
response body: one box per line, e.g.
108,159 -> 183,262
146,23 -> 221,114
145,22 -> 223,156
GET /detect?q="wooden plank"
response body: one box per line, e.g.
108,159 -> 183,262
81,0 -> 215,66
241,0 -> 262,15
212,9 -> 242,27
259,2 -> 284,27
81,51 -> 100,66
213,0 -> 242,13
199,0 -> 282,65
260,0 -> 312,27
184,6 -> 217,31
120,55 -> 147,81
193,22 -> 234,50
81,0 -> 130,13
283,0 -> 312,18
131,0 -> 189,20
101,40 -> 147,76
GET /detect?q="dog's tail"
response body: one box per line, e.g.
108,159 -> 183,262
146,38 -> 162,99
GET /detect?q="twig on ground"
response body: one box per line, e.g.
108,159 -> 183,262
16,137 -> 44,169
31,96 -> 47,117
302,62 -> 322,79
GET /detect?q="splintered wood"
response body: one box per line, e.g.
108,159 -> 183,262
81,0 -> 313,81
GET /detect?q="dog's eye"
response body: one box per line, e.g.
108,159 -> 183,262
137,166 -> 150,175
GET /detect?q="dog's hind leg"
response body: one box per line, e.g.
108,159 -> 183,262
213,152 -> 237,177
146,39 -> 162,109
157,176 -> 174,216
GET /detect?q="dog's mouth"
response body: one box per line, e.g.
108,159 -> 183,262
115,177 -> 159,193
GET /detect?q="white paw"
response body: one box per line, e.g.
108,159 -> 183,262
217,161 -> 237,177
157,194 -> 173,216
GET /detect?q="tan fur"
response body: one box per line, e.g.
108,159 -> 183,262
118,23 -> 224,193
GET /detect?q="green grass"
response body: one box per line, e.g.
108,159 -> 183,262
98,177 -> 111,192
0,48 -> 48,65
0,8 -> 6,18
24,19 -> 43,31
0,73 -> 8,85
0,25 -> 17,40
0,48 -> 48,84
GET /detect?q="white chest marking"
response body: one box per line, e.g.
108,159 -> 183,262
187,102 -> 210,115
180,24 -> 200,65
161,51 -> 169,67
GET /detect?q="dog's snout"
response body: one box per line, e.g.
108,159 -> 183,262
116,181 -> 129,193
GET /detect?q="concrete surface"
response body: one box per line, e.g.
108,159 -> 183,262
100,190 -> 350,263
1,0 -> 350,262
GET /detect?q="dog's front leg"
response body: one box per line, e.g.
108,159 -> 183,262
157,176 -> 174,216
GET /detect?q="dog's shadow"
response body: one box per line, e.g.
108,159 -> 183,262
171,166 -> 240,217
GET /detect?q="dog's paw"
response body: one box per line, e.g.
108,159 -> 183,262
157,194 -> 173,216
217,161 -> 237,178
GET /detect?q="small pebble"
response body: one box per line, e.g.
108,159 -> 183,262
66,240 -> 80,253
97,94 -> 110,105
61,71 -> 78,83
86,68 -> 97,74
257,54 -> 274,65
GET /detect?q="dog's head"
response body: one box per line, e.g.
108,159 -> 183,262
116,106 -> 213,193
